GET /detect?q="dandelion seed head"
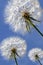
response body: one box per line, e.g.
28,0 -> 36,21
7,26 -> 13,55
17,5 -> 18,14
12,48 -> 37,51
28,48 -> 43,62
0,37 -> 27,60
4,0 -> 41,34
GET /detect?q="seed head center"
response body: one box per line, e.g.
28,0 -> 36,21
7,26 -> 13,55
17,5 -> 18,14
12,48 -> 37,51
35,54 -> 39,60
11,48 -> 17,54
22,12 -> 30,20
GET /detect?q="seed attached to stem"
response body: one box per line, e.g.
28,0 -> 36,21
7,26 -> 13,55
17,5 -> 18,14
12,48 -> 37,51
22,11 -> 43,37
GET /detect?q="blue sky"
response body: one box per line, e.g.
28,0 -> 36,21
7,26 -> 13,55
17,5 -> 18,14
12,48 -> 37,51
0,0 -> 43,65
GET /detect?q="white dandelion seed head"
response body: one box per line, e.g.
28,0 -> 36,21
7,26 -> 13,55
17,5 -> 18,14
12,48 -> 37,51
28,48 -> 43,62
0,37 -> 27,60
4,0 -> 41,34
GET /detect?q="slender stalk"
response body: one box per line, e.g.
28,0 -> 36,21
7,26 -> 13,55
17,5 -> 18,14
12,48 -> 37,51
25,21 -> 30,31
38,59 -> 42,65
30,21 -> 43,37
15,52 -> 20,58
26,19 -> 43,37
30,17 -> 40,22
14,54 -> 18,65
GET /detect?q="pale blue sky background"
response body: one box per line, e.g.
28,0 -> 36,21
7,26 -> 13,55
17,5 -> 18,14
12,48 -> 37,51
0,0 -> 43,65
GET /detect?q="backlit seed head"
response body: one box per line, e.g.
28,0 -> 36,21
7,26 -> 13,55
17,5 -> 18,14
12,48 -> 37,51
28,48 -> 43,62
0,37 -> 27,60
4,0 -> 41,34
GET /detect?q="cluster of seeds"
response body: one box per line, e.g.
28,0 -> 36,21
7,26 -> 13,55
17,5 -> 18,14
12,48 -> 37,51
0,0 -> 43,65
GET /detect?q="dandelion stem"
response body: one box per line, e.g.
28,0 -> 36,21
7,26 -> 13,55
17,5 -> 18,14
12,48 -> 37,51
30,21 -> 43,37
38,59 -> 42,65
26,18 -> 43,37
30,17 -> 40,22
14,54 -> 18,65
16,52 -> 20,58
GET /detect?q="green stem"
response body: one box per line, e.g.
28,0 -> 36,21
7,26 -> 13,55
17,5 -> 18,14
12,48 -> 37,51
38,59 -> 42,65
30,17 -> 40,22
26,18 -> 43,37
14,54 -> 18,65
30,21 -> 43,37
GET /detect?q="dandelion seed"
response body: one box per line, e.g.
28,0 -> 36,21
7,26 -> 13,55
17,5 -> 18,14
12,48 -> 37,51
4,0 -> 43,36
28,48 -> 43,65
0,37 -> 27,65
